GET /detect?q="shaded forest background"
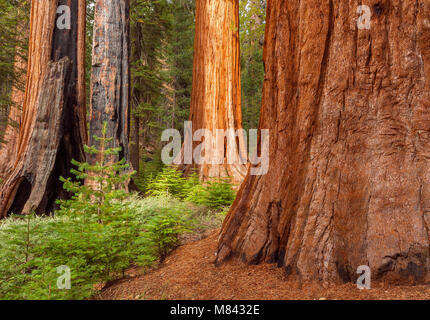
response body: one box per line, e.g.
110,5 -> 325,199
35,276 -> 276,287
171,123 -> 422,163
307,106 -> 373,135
0,0 -> 266,190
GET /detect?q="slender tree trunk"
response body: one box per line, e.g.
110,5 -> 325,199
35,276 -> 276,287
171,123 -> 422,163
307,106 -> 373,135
0,0 -> 87,218
89,0 -> 130,165
77,0 -> 88,145
130,16 -> 142,174
177,0 -> 247,184
217,0 -> 430,284
130,114 -> 140,173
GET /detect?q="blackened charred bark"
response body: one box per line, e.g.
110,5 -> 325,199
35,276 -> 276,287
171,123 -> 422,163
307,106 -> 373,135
2,58 -> 72,215
0,0 -> 87,217
89,0 -> 131,165
50,0 -> 87,204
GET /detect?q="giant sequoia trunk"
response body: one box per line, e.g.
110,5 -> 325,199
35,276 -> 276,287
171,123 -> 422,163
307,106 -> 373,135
217,0 -> 430,284
89,0 -> 130,165
0,0 -> 87,218
178,0 -> 247,184
0,1 -> 30,181
0,40 -> 27,181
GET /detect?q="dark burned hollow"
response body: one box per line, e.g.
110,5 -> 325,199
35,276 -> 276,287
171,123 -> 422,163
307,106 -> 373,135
373,3 -> 384,16
7,177 -> 31,216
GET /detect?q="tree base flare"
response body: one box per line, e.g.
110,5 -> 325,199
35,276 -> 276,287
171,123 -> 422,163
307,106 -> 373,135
216,0 -> 430,285
0,58 -> 72,217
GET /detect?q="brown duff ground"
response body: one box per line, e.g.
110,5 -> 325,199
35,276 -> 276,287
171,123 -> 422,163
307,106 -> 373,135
95,230 -> 430,300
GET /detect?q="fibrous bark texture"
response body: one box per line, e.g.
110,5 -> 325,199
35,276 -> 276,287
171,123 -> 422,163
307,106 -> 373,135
130,16 -> 143,174
0,44 -> 27,180
89,0 -> 130,164
0,58 -> 71,216
178,0 -> 247,184
0,1 -> 29,179
217,0 -> 430,284
0,0 -> 87,218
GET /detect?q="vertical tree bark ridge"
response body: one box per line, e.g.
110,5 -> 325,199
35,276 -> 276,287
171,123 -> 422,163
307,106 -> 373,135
77,0 -> 88,145
0,30 -> 28,180
178,0 -> 247,184
130,14 -> 142,174
0,58 -> 71,216
217,0 -> 430,284
52,0 -> 87,176
89,0 -> 131,164
16,0 -> 58,160
0,100 -> 21,180
0,0 -> 87,217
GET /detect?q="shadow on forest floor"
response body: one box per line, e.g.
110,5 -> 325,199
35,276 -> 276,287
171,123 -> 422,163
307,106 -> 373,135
94,230 -> 430,300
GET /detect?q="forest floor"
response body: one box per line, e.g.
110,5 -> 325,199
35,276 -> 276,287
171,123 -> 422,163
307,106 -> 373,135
95,230 -> 430,300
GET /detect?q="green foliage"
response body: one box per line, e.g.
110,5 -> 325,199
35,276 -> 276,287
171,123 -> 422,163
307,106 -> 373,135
0,214 -> 95,300
147,166 -> 187,198
130,0 -> 171,146
147,167 -> 236,210
0,127 -> 199,300
200,178 -> 237,209
239,0 -> 266,131
137,202 -> 195,263
0,196 -> 197,300
58,122 -> 135,221
185,178 -> 237,210
133,150 -> 165,193
0,122 -> 231,299
164,0 -> 195,132
129,0 -> 195,172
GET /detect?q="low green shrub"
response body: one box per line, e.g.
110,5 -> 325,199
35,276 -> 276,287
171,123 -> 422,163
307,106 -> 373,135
133,150 -> 165,193
137,203 -> 196,263
0,124 -> 199,300
147,167 -> 237,210
0,214 -> 95,300
0,196 -> 199,300
0,125 -> 234,300
146,166 -> 187,198
186,178 -> 236,210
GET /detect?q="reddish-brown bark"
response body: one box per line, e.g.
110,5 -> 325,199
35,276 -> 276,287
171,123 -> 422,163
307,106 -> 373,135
77,0 -> 88,145
178,0 -> 247,184
0,34 -> 27,180
0,0 -> 87,217
130,16 -> 143,174
217,0 -> 430,284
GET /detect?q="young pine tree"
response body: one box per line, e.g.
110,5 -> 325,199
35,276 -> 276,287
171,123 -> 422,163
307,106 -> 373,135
58,122 -> 135,222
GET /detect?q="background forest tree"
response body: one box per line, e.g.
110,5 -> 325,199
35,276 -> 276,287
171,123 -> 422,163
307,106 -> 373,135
0,0 -> 267,201
0,0 -> 249,298
239,0 -> 265,131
